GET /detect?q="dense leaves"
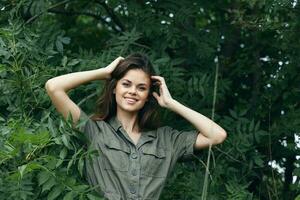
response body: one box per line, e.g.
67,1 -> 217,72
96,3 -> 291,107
0,0 -> 299,199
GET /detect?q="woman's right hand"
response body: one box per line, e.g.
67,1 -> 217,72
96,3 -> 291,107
104,56 -> 124,79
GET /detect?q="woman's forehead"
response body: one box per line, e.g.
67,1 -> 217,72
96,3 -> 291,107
121,69 -> 150,85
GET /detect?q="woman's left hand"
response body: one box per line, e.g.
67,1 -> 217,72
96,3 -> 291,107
151,76 -> 174,108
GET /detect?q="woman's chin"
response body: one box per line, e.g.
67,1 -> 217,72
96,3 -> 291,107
118,104 -> 144,113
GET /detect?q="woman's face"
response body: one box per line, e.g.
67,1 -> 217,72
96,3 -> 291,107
114,69 -> 151,114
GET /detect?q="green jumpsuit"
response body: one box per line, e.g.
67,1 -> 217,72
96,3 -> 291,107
79,109 -> 199,200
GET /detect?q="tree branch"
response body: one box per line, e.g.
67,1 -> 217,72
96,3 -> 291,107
95,0 -> 125,32
25,0 -> 72,24
49,8 -> 120,33
47,8 -> 120,33
249,48 -> 262,119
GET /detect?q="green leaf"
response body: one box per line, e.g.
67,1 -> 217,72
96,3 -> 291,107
78,156 -> 84,177
61,37 -> 71,44
42,177 -> 56,193
56,40 -> 63,54
47,185 -> 64,200
0,48 -> 10,59
59,147 -> 68,160
63,191 -> 77,200
67,158 -> 74,173
254,157 -> 264,167
239,109 -> 248,116
56,159 -> 64,168
53,137 -> 63,145
87,194 -> 103,200
38,171 -> 50,186
73,185 -> 89,192
56,147 -> 68,167
18,164 -> 27,179
61,134 -> 72,149
229,109 -> 238,119
236,121 -> 242,135
62,56 -> 68,67
68,59 -> 80,66
255,121 -> 260,132
249,119 -> 255,132
48,117 -> 57,137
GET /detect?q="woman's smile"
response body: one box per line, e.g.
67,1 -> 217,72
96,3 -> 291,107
124,96 -> 138,104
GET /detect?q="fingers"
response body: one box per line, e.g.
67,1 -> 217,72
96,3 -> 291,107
109,57 -> 124,69
114,56 -> 124,64
117,56 -> 124,61
151,75 -> 169,91
151,76 -> 165,86
105,57 -> 124,78
152,92 -> 159,100
152,92 -> 163,106
151,75 -> 165,83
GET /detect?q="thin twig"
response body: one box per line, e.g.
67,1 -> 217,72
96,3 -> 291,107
201,144 -> 212,200
201,56 -> 220,200
214,146 -> 244,164
268,98 -> 279,200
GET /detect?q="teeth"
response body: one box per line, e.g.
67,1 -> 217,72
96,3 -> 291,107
125,97 -> 137,103
125,97 -> 137,101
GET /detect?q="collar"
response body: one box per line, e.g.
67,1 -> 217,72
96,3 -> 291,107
108,116 -> 157,138
108,116 -> 122,132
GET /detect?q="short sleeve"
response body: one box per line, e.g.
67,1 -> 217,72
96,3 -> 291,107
163,126 -> 199,161
77,108 -> 99,142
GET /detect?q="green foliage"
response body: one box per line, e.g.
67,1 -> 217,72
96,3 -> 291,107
0,0 -> 299,199
0,112 -> 103,199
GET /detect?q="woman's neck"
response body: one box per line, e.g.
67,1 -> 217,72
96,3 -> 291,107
116,110 -> 140,134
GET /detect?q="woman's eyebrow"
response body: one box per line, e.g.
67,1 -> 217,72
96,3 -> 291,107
122,79 -> 148,86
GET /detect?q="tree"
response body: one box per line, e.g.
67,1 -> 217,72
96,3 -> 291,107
0,0 -> 299,199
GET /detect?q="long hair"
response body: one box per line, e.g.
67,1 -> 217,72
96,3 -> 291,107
91,53 -> 159,131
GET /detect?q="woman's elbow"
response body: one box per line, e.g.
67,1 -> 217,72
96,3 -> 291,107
45,79 -> 55,92
45,79 -> 61,93
214,130 -> 227,145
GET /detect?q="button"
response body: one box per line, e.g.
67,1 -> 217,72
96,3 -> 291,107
129,186 -> 136,194
131,169 -> 137,176
131,153 -> 138,159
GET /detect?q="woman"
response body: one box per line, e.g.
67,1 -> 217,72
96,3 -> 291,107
45,53 -> 227,200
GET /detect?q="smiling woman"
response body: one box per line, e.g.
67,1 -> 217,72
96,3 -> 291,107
45,53 -> 227,200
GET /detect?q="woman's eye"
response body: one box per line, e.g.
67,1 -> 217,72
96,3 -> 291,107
122,83 -> 130,87
138,87 -> 146,91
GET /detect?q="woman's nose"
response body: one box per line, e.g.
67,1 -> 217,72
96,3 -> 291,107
128,87 -> 137,94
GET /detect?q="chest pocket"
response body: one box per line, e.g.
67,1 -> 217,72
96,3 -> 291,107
141,146 -> 169,178
102,140 -> 130,172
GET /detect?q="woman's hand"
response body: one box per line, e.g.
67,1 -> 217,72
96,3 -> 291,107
151,76 -> 174,108
104,56 -> 124,79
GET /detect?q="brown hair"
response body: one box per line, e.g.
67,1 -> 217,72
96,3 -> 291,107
91,53 -> 159,131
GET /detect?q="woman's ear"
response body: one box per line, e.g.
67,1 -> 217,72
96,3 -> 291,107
113,88 -> 116,94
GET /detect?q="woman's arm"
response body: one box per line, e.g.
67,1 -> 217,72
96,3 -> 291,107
151,76 -> 227,150
45,57 -> 124,124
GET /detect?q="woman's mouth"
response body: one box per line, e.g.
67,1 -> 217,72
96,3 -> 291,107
124,97 -> 138,104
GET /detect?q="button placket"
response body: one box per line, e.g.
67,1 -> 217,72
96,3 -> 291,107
129,182 -> 136,194
130,151 -> 139,176
129,148 -> 140,197
131,169 -> 137,176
